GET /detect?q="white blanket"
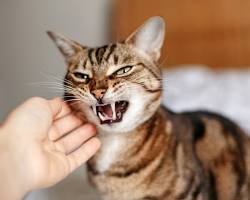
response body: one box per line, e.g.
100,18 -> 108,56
26,66 -> 250,200
162,66 -> 250,133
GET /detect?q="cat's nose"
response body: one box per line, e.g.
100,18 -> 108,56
91,89 -> 106,101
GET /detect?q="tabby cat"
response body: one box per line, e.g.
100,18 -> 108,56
48,16 -> 250,200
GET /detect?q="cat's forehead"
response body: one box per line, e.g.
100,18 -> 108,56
69,43 -> 139,75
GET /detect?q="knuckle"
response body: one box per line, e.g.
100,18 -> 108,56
29,96 -> 46,104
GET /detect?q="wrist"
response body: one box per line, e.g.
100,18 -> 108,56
0,128 -> 30,200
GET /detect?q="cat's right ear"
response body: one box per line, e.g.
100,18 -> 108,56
125,16 -> 165,62
47,31 -> 83,60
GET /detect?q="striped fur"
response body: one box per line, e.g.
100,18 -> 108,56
47,17 -> 250,200
87,109 -> 250,200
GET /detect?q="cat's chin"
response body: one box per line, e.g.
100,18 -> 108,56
95,111 -> 154,135
94,108 -> 157,135
96,122 -> 138,135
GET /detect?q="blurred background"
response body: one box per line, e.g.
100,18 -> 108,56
0,0 -> 112,122
1,0 -> 250,199
2,0 -> 250,121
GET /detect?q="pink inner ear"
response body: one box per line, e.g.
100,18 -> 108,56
125,16 -> 165,61
47,31 -> 85,59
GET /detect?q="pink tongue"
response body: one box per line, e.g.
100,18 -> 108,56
102,106 -> 113,118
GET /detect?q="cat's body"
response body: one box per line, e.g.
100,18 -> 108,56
47,16 -> 250,199
88,107 -> 250,200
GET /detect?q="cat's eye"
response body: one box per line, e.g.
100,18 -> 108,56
72,72 -> 90,83
114,66 -> 133,76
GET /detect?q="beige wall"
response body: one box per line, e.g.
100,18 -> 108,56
0,0 -> 112,121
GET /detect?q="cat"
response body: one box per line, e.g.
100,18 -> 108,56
47,16 -> 250,200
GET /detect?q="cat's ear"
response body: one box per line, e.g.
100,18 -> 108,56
47,31 -> 84,60
125,16 -> 165,61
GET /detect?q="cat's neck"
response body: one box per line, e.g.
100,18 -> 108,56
88,107 -> 175,174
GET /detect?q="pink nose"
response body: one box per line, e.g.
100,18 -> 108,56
91,89 -> 106,100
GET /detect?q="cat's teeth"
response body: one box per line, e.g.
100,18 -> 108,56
92,106 -> 97,115
111,103 -> 116,120
117,112 -> 122,118
98,112 -> 106,121
98,112 -> 112,121
102,112 -> 110,119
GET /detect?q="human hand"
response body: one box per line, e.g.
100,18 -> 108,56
0,97 -> 101,200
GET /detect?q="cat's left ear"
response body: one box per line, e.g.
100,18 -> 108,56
125,16 -> 165,61
47,31 -> 84,61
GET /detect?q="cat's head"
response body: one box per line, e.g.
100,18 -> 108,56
48,16 -> 165,134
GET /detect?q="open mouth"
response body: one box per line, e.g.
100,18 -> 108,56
91,101 -> 129,125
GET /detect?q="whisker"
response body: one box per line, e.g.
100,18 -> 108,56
66,101 -> 84,107
40,72 -> 75,87
65,90 -> 87,101
35,81 -> 74,88
28,82 -> 76,92
64,99 -> 82,103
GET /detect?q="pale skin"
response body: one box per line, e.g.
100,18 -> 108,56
0,97 -> 101,200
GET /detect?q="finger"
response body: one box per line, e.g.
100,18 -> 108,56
49,114 -> 82,140
66,137 -> 101,172
48,97 -> 71,120
55,124 -> 96,154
